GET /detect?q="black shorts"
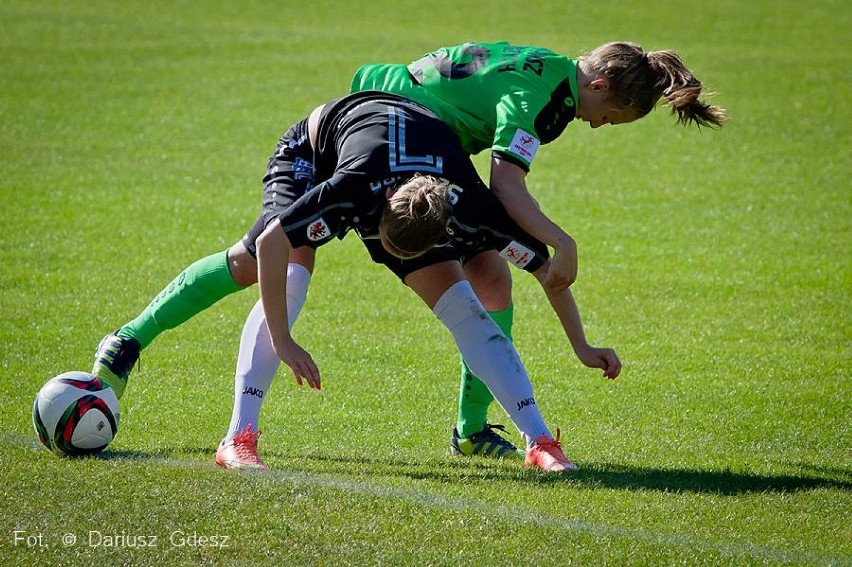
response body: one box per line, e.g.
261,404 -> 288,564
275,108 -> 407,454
242,118 -> 314,256
360,236 -> 460,280
245,222 -> 461,281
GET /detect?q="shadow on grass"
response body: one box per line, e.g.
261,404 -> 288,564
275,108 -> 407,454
571,462 -> 852,495
64,449 -> 852,494
10,434 -> 849,495
266,452 -> 852,495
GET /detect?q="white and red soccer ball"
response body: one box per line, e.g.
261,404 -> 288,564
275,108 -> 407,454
32,371 -> 120,456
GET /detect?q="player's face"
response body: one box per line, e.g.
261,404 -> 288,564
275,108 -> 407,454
577,83 -> 639,128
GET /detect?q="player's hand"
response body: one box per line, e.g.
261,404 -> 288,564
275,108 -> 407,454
574,344 -> 621,380
274,339 -> 321,390
543,240 -> 578,292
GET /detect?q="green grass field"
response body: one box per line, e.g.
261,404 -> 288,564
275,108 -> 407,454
2,1 -> 850,564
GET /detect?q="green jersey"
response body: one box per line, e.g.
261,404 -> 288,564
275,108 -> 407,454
350,41 -> 579,171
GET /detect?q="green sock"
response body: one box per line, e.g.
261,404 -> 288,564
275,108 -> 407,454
456,304 -> 514,438
117,250 -> 244,349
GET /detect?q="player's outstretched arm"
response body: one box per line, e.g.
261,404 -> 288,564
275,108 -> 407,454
256,219 -> 321,390
490,157 -> 578,292
531,259 -> 621,380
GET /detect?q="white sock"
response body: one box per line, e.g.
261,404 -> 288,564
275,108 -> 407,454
224,263 -> 311,442
432,280 -> 551,446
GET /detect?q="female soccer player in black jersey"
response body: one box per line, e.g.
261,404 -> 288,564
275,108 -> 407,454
91,92 -> 620,472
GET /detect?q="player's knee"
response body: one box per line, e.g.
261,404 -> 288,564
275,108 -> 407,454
466,254 -> 512,310
289,246 -> 316,274
475,283 -> 511,310
227,242 -> 258,287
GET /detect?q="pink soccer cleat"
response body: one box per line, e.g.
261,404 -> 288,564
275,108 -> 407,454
524,428 -> 578,473
215,424 -> 268,471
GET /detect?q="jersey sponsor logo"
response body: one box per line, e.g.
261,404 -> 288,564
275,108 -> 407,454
499,241 -> 535,268
509,129 -> 540,163
307,218 -> 331,241
293,157 -> 314,181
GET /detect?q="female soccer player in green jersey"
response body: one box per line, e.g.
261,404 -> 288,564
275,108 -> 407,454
346,41 -> 727,457
94,40 -> 723,463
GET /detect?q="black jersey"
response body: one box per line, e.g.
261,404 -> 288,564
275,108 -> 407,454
273,92 -> 549,275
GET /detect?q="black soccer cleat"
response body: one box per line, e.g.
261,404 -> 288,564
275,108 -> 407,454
91,331 -> 140,399
450,423 -> 524,460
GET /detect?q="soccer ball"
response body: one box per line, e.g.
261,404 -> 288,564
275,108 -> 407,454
32,371 -> 121,456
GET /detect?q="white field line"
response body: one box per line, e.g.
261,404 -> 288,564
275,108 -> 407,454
258,468 -> 839,566
3,434 -> 842,565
